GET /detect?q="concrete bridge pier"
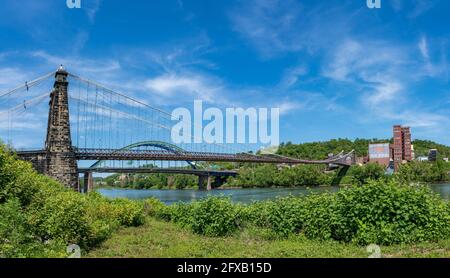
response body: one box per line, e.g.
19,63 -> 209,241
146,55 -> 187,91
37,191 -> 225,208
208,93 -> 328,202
83,172 -> 94,193
198,175 -> 213,191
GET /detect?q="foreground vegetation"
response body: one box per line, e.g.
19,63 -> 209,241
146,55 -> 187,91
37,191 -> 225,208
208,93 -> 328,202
145,180 -> 450,246
88,217 -> 450,258
90,181 -> 450,258
0,145 -> 145,258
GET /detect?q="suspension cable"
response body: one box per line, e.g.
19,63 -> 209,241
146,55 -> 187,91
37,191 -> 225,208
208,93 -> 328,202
0,71 -> 55,99
68,72 -> 263,157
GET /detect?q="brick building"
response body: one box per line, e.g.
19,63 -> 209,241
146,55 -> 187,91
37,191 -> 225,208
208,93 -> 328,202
392,125 -> 413,171
368,143 -> 391,168
367,125 -> 414,171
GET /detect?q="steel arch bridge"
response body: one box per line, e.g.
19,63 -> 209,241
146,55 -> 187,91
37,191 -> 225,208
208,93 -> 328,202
88,140 -> 198,169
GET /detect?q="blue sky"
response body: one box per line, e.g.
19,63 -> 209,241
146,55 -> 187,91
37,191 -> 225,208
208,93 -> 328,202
0,0 -> 449,147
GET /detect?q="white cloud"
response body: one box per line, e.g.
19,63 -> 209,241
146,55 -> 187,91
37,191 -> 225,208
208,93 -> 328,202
322,37 -> 450,131
409,0 -> 435,18
229,0 -> 352,57
0,68 -> 28,89
144,73 -> 223,103
382,109 -> 449,128
366,80 -> 403,105
279,66 -> 308,88
31,51 -> 120,74
418,36 -> 429,60
84,0 -> 102,22
277,101 -> 303,115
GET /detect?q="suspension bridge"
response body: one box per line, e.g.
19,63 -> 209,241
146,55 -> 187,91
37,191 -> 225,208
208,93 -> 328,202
0,67 -> 355,192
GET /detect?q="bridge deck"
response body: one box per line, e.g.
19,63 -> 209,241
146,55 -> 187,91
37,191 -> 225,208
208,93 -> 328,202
17,148 -> 355,166
74,148 -> 353,166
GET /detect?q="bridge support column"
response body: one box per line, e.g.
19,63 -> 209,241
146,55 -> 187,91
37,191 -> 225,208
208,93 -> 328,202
198,175 -> 213,191
207,176 -> 213,191
83,172 -> 94,193
198,175 -> 206,190
45,68 -> 79,190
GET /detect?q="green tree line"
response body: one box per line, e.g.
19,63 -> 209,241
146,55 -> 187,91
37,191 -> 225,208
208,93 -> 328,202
102,173 -> 198,189
277,138 -> 450,159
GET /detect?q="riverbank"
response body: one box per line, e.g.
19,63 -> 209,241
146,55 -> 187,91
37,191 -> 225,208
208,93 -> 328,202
87,217 -> 450,258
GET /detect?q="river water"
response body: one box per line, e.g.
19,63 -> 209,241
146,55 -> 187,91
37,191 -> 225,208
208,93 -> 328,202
97,183 -> 450,204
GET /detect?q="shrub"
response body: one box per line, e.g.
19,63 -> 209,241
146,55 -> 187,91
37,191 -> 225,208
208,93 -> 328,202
0,147 -> 43,207
28,189 -> 145,249
83,193 -> 121,246
109,198 -> 145,227
158,180 -> 450,246
334,180 -> 450,245
242,197 -> 306,237
191,197 -> 239,236
164,197 -> 240,237
0,198 -> 37,257
301,193 -> 339,241
143,198 -> 167,217
0,143 -> 146,256
28,191 -> 91,247
0,198 -> 66,258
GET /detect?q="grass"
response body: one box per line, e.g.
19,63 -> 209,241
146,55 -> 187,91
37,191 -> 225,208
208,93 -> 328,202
87,217 -> 450,258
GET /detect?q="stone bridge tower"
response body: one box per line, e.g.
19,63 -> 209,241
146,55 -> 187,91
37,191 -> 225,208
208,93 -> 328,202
45,67 -> 79,190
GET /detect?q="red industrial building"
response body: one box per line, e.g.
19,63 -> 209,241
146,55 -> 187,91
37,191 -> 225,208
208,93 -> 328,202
392,125 -> 413,171
393,125 -> 403,171
402,126 -> 413,161
367,125 -> 414,171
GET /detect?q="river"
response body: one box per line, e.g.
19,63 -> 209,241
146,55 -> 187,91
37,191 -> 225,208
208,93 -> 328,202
97,183 -> 450,204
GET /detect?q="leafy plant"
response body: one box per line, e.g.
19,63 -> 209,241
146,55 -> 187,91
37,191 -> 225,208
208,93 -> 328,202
0,143 -> 146,257
153,180 -> 450,246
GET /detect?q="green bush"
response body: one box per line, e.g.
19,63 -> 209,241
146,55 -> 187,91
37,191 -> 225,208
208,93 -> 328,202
348,163 -> 387,186
0,198 -> 66,258
334,180 -> 450,245
28,191 -> 91,247
169,202 -> 194,227
242,197 -> 306,237
0,144 -> 146,256
0,147 -> 43,206
301,193 -> 339,241
190,197 -> 239,236
164,197 -> 240,237
28,189 -> 145,250
154,180 -> 450,245
0,198 -> 38,257
143,198 -> 167,217
109,198 -> 145,227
